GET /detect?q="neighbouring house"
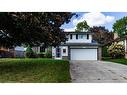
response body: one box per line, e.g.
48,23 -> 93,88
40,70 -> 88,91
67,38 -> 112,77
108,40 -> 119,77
0,46 -> 26,58
14,46 -> 25,58
32,46 -> 46,53
52,32 -> 101,60
0,47 -> 14,58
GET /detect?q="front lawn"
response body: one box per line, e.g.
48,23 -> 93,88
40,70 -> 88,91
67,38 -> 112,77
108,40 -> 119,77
0,58 -> 70,83
102,57 -> 127,65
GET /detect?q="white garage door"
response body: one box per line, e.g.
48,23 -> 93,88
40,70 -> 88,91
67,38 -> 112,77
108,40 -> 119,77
70,49 -> 97,60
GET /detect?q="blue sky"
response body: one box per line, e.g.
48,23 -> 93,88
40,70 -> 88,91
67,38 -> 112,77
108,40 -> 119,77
61,12 -> 127,31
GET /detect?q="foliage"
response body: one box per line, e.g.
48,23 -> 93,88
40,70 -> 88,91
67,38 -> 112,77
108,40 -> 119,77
25,46 -> 35,58
0,12 -> 75,47
0,58 -> 70,82
90,26 -> 114,45
75,21 -> 113,45
36,52 -> 45,58
113,16 -> 127,37
107,43 -> 125,58
102,46 -> 110,57
75,20 -> 90,32
45,50 -> 52,58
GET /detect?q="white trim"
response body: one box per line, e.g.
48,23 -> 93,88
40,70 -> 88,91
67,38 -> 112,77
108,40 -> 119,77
125,39 -> 126,52
55,57 -> 62,59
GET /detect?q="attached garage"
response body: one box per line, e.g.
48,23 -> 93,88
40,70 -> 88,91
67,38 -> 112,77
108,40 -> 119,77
70,48 -> 97,60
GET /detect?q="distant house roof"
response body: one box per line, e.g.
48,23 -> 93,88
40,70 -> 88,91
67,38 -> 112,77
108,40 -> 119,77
64,31 -> 94,35
15,46 -> 25,51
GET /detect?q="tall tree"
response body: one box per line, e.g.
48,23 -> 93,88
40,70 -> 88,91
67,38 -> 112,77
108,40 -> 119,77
90,26 -> 114,45
75,20 -> 90,32
0,12 -> 75,48
113,16 -> 127,37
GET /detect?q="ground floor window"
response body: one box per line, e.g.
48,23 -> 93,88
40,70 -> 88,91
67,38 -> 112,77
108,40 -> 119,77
56,46 -> 61,58
63,48 -> 66,53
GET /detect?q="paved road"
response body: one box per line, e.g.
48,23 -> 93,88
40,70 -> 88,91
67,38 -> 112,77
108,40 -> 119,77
70,61 -> 127,83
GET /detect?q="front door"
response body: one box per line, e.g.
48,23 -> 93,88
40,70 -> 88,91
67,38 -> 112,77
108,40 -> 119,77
55,46 -> 62,59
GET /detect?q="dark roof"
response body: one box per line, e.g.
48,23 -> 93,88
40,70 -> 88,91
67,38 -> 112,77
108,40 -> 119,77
60,42 -> 100,46
64,31 -> 94,35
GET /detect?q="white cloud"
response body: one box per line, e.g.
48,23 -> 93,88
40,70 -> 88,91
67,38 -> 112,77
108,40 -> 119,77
64,27 -> 76,32
64,12 -> 115,31
72,12 -> 115,27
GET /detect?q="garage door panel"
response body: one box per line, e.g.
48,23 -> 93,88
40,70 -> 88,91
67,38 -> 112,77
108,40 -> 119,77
70,49 -> 97,60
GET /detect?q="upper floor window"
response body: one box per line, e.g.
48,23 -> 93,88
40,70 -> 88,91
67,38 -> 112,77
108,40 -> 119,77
70,34 -> 72,39
87,34 -> 89,39
78,35 -> 84,39
76,34 -> 78,39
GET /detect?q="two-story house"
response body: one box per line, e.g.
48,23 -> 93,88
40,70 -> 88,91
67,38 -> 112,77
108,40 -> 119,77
52,32 -> 101,60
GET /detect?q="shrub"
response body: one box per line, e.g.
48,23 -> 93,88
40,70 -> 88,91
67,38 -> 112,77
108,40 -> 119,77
25,46 -> 35,58
107,43 -> 125,58
102,46 -> 110,57
45,51 -> 52,58
36,52 -> 45,58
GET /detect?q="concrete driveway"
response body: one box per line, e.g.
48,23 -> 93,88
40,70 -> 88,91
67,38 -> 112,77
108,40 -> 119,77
70,61 -> 127,83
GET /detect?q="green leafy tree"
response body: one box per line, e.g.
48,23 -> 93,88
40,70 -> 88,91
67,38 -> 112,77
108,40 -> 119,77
75,20 -> 90,32
113,16 -> 127,37
25,46 -> 35,58
0,12 -> 75,48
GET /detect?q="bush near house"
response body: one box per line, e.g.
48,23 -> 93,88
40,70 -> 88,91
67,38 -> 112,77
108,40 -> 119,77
25,46 -> 36,58
107,43 -> 125,58
36,52 -> 45,58
0,58 -> 70,83
102,46 -> 110,57
45,51 -> 52,58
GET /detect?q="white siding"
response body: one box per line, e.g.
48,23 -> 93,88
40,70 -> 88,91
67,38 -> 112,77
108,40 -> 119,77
66,34 -> 92,43
32,47 -> 40,53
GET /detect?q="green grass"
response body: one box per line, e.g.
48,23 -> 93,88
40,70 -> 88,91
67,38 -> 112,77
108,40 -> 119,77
0,58 -> 71,83
102,57 -> 127,65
